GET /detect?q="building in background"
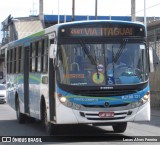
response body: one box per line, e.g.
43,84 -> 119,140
0,15 -> 44,83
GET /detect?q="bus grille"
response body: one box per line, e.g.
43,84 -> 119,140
82,103 -> 129,108
73,89 -> 138,97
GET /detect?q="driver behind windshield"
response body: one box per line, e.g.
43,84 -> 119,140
106,44 -> 142,85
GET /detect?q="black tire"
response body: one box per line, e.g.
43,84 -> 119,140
26,116 -> 36,123
46,122 -> 57,135
41,101 -> 57,135
112,122 -> 127,133
41,100 -> 47,128
16,98 -> 26,124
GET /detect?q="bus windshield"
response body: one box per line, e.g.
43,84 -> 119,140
57,41 -> 148,86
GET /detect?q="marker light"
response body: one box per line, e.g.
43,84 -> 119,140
60,97 -> 67,103
143,92 -> 150,100
58,93 -> 62,97
143,95 -> 149,100
75,104 -> 81,110
67,101 -> 73,107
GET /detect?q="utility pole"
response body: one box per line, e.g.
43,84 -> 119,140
95,0 -> 98,20
72,0 -> 75,21
144,0 -> 147,32
39,0 -> 44,27
58,0 -> 60,23
131,0 -> 136,21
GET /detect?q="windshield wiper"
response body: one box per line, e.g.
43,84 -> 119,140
108,41 -> 126,85
113,40 -> 127,63
79,39 -> 97,66
79,39 -> 100,79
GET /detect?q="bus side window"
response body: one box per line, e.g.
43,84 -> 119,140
41,39 -> 44,72
15,47 -> 18,73
42,38 -> 48,72
35,41 -> 39,72
13,47 -> 17,73
10,49 -> 13,74
18,46 -> 22,73
37,40 -> 42,72
7,50 -> 10,74
31,42 -> 36,72
30,43 -> 32,72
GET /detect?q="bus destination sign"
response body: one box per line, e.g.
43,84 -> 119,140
60,24 -> 145,38
70,27 -> 133,37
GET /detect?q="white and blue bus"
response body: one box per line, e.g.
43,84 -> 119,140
6,20 -> 150,135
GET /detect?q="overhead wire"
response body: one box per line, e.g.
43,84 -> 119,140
128,2 -> 160,16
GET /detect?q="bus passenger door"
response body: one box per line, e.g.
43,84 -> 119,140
23,46 -> 30,114
49,39 -> 56,121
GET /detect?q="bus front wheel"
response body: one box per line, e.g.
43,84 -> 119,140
112,122 -> 127,133
41,102 -> 57,135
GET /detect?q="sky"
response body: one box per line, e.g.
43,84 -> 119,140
0,0 -> 160,21
0,0 -> 160,39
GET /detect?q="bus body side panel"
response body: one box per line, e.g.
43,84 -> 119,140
7,73 -> 25,114
40,73 -> 49,120
16,73 -> 25,113
28,72 -> 41,118
7,74 -> 17,110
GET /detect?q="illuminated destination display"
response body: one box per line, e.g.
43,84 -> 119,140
70,27 -> 133,37
60,23 -> 145,38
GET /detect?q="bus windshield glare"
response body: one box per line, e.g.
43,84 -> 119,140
57,41 -> 148,86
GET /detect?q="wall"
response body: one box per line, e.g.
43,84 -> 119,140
150,72 -> 160,109
148,27 -> 160,109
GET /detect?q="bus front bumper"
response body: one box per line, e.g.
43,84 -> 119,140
55,101 -> 150,124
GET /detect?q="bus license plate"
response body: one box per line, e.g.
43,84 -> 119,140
99,112 -> 114,118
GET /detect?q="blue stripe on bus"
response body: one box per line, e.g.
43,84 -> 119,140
57,85 -> 149,106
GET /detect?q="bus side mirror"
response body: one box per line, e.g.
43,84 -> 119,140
50,44 -> 57,66
49,44 -> 57,59
149,47 -> 154,72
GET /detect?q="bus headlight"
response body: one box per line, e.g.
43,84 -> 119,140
131,92 -> 150,108
57,93 -> 81,110
58,93 -> 67,103
142,91 -> 150,103
143,92 -> 150,101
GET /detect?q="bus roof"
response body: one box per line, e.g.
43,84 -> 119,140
8,20 -> 145,48
56,20 -> 145,27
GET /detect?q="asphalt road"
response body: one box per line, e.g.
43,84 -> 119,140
0,103 -> 160,145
